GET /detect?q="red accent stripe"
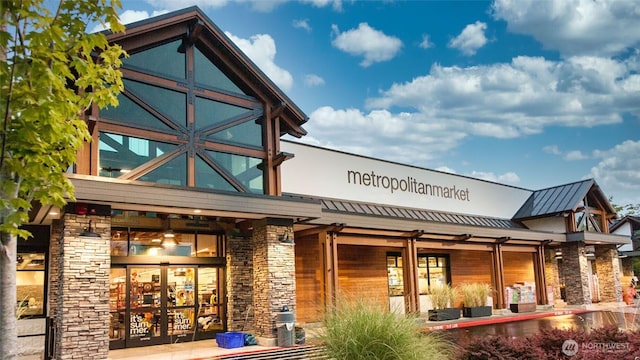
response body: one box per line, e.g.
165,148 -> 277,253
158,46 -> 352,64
422,308 -> 593,331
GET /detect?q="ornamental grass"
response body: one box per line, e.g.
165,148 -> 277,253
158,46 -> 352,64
459,283 -> 492,308
320,297 -> 455,360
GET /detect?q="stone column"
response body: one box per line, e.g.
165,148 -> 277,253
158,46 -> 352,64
226,234 -> 254,331
251,218 -> 295,346
51,214 -> 110,360
594,245 -> 622,303
560,242 -> 592,305
543,247 -> 561,304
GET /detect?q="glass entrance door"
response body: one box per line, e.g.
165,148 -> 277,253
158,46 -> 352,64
167,267 -> 196,342
109,265 -> 223,349
128,267 -> 163,347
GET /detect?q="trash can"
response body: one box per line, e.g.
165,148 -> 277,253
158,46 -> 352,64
276,306 -> 295,347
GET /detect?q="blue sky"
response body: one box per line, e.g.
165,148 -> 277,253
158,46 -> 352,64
114,0 -> 640,208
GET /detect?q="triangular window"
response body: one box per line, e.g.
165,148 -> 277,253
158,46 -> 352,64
194,46 -> 245,95
139,153 -> 188,186
122,40 -> 186,80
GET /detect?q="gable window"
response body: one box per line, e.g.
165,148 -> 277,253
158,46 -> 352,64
97,38 -> 265,193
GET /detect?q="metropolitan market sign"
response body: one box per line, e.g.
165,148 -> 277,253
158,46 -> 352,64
280,141 -> 532,219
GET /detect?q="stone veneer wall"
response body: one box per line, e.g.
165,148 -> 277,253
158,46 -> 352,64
226,234 -> 254,331
49,214 -> 110,360
561,242 -> 592,305
594,245 -> 622,302
543,248 -> 561,303
252,219 -> 296,343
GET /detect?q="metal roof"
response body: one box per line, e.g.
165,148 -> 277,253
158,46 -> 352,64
320,198 -> 523,229
105,6 -> 308,137
610,216 -> 640,233
513,179 -> 595,220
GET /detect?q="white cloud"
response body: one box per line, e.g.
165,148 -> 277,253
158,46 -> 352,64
564,150 -> 589,161
304,74 -> 325,87
293,19 -> 312,32
588,140 -> 640,206
331,23 -> 403,67
303,106 -> 467,165
492,0 -> 640,57
91,9 -> 169,32
225,32 -> 294,91
301,0 -> 343,11
448,21 -> 488,56
435,166 -> 456,174
468,171 -> 521,184
544,145 -> 590,161
142,0 -> 341,12
144,0 -> 230,11
543,145 -> 562,155
365,55 -> 636,140
419,34 -> 434,49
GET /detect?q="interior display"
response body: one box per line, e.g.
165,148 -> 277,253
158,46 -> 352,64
506,282 -> 536,313
417,255 -> 450,295
109,264 -> 223,349
197,267 -> 222,332
16,252 -> 46,317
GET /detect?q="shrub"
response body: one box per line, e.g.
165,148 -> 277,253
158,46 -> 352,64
321,297 -> 456,359
458,335 -> 544,360
458,326 -> 640,360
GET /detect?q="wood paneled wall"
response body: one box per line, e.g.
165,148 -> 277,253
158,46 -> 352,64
336,244 -> 390,310
503,251 -> 535,287
449,250 -> 494,307
295,235 -> 324,323
449,250 -> 493,285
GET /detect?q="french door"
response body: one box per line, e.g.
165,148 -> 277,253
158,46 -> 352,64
109,265 -> 223,349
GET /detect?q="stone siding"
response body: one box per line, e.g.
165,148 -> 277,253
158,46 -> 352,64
50,215 -> 110,360
226,235 -> 254,331
251,220 -> 296,342
543,248 -> 561,302
561,243 -> 592,305
594,245 -> 622,302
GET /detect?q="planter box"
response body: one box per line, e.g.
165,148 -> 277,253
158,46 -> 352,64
510,303 -> 536,313
428,308 -> 460,321
462,306 -> 492,318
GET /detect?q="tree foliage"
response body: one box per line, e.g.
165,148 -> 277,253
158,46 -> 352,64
0,0 -> 126,358
609,197 -> 639,218
1,0 -> 126,237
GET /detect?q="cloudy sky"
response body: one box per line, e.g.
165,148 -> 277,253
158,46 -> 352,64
115,0 -> 640,208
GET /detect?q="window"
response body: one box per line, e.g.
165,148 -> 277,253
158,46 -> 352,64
97,38 -> 267,193
387,253 -> 404,296
417,255 -> 451,295
99,132 -> 179,177
17,252 -> 46,317
110,227 -> 220,257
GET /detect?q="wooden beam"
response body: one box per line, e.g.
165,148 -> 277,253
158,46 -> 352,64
534,246 -> 548,305
493,244 -> 505,309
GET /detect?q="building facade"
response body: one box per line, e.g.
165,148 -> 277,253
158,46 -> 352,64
16,7 -> 629,359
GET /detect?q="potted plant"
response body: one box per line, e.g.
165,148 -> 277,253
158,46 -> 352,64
427,284 -> 460,321
459,283 -> 493,318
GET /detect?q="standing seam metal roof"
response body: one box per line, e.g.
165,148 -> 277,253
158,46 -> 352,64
320,199 -> 522,229
514,179 -> 594,220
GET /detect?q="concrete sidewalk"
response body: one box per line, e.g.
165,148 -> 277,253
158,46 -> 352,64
107,302 -> 639,360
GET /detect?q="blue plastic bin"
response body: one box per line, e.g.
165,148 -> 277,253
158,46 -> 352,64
216,332 -> 245,349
